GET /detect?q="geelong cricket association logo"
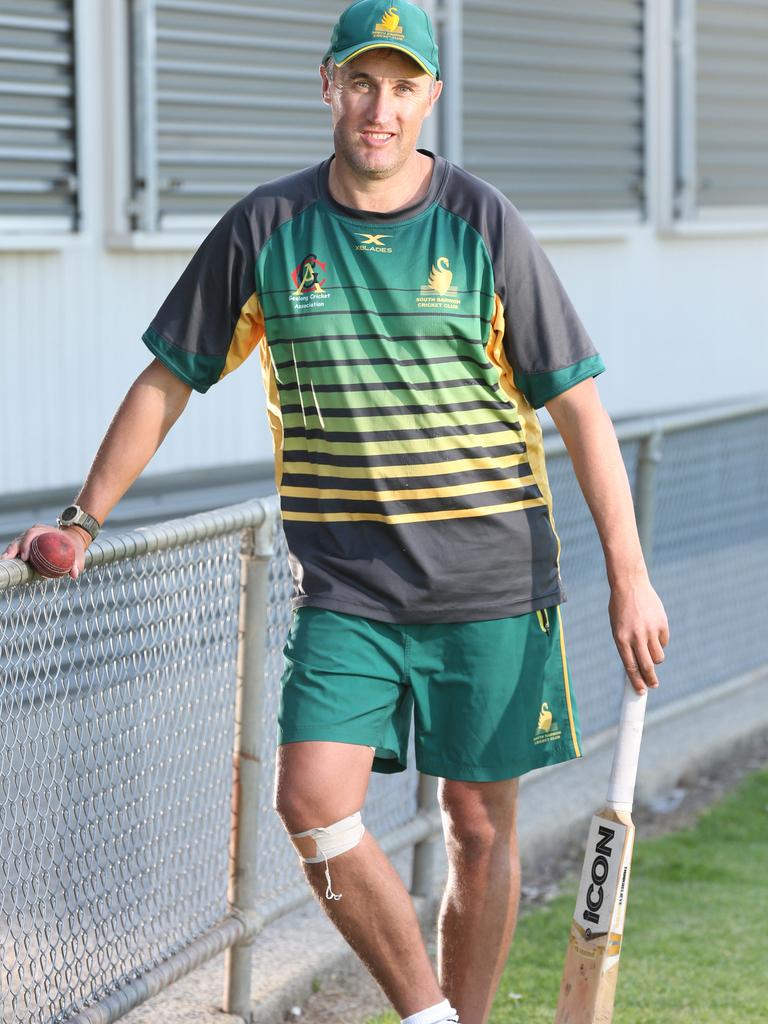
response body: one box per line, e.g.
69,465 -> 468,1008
417,256 -> 461,310
290,253 -> 329,309
533,701 -> 562,745
374,6 -> 404,38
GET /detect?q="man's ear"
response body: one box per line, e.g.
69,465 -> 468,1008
320,64 -> 332,107
424,79 -> 444,117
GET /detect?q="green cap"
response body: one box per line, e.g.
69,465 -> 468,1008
324,1 -> 440,80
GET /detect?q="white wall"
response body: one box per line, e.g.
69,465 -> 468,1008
1,0 -> 766,498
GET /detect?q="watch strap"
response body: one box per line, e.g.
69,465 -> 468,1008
58,505 -> 101,541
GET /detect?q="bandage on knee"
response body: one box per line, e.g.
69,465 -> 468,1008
290,811 -> 365,901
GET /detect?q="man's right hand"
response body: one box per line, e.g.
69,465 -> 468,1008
1,525 -> 90,580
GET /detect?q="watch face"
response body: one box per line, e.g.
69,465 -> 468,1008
61,505 -> 79,522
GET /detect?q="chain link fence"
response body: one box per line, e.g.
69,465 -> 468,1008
1,403 -> 766,1023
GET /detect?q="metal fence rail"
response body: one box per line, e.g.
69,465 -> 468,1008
1,402 -> 766,1023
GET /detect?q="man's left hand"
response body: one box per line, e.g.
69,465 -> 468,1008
608,576 -> 669,693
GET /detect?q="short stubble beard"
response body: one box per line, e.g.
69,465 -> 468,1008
332,123 -> 407,180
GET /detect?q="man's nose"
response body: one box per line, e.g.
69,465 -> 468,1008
365,87 -> 392,124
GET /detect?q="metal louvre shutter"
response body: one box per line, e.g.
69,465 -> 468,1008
461,0 -> 645,216
133,0 -> 339,231
0,0 -> 78,229
696,0 -> 768,209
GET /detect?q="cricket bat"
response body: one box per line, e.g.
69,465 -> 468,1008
554,680 -> 648,1023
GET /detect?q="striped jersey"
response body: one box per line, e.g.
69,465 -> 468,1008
143,153 -> 605,623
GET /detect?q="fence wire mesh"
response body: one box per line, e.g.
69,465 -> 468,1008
0,534 -> 242,1023
0,408 -> 766,1023
649,412 -> 768,702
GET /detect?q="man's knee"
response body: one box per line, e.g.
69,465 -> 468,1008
272,741 -> 374,899
272,740 -> 372,832
439,778 -> 519,860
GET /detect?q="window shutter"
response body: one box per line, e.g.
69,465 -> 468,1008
0,0 -> 78,230
696,0 -> 768,210
132,0 -> 339,231
461,0 -> 645,217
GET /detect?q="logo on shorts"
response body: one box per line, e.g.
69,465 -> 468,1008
290,253 -> 329,310
417,256 -> 461,311
375,6 -> 404,39
533,702 -> 563,745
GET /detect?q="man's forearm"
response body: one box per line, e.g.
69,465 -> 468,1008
73,359 -> 192,529
545,379 -> 646,588
546,378 -> 669,692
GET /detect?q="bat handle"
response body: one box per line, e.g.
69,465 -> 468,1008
606,679 -> 648,812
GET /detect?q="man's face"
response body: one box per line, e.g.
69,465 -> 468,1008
321,49 -> 442,180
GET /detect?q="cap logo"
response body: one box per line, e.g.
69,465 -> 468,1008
374,5 -> 404,39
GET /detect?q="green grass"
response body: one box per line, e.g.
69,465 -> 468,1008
367,768 -> 768,1024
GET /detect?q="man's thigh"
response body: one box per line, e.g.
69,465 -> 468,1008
278,607 -> 413,775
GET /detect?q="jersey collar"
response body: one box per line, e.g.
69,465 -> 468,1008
318,150 -> 448,223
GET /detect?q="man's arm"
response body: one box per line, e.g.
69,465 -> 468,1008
545,377 -> 669,694
1,358 -> 193,579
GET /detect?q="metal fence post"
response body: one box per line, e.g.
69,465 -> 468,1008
411,773 -> 441,908
223,513 -> 276,1022
634,427 -> 664,562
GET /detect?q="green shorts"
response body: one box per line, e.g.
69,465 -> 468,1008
278,606 -> 582,782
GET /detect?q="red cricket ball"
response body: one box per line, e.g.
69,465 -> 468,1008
29,532 -> 76,578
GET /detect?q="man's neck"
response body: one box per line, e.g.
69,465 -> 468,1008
328,151 -> 434,214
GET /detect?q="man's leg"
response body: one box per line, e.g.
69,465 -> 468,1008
274,740 -> 447,1019
436,778 -> 520,1024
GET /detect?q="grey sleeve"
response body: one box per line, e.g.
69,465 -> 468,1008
496,202 -> 605,408
142,200 -> 259,393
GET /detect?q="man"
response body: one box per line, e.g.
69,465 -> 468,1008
2,3 -> 668,1023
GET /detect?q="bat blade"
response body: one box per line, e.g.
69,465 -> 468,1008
554,807 -> 635,1024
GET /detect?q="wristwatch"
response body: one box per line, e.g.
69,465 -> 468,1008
57,504 -> 101,541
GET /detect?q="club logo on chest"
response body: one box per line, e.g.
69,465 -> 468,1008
417,255 -> 462,311
290,253 -> 329,310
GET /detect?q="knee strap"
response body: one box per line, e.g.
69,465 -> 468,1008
290,811 -> 365,901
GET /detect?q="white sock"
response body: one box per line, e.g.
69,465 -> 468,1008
401,998 -> 458,1024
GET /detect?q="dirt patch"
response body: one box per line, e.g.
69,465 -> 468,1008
289,729 -> 768,1024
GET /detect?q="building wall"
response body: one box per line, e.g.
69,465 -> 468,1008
1,0 -> 766,498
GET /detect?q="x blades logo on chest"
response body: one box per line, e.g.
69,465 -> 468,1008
354,232 -> 393,254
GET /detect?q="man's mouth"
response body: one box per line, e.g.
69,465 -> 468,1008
360,130 -> 396,144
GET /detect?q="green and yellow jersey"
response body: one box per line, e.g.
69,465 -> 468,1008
143,153 -> 604,623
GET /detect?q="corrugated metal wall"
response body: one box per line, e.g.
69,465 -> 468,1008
0,1 -> 767,504
697,0 -> 768,208
461,0 -> 645,215
0,0 -> 78,228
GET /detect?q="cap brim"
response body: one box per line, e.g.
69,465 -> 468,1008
334,42 -> 438,79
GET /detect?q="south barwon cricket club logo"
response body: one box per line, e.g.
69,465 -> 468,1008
533,701 -> 562,745
374,6 -> 404,39
417,256 -> 461,310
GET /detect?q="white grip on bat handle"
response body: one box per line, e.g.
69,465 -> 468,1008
606,680 -> 648,812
